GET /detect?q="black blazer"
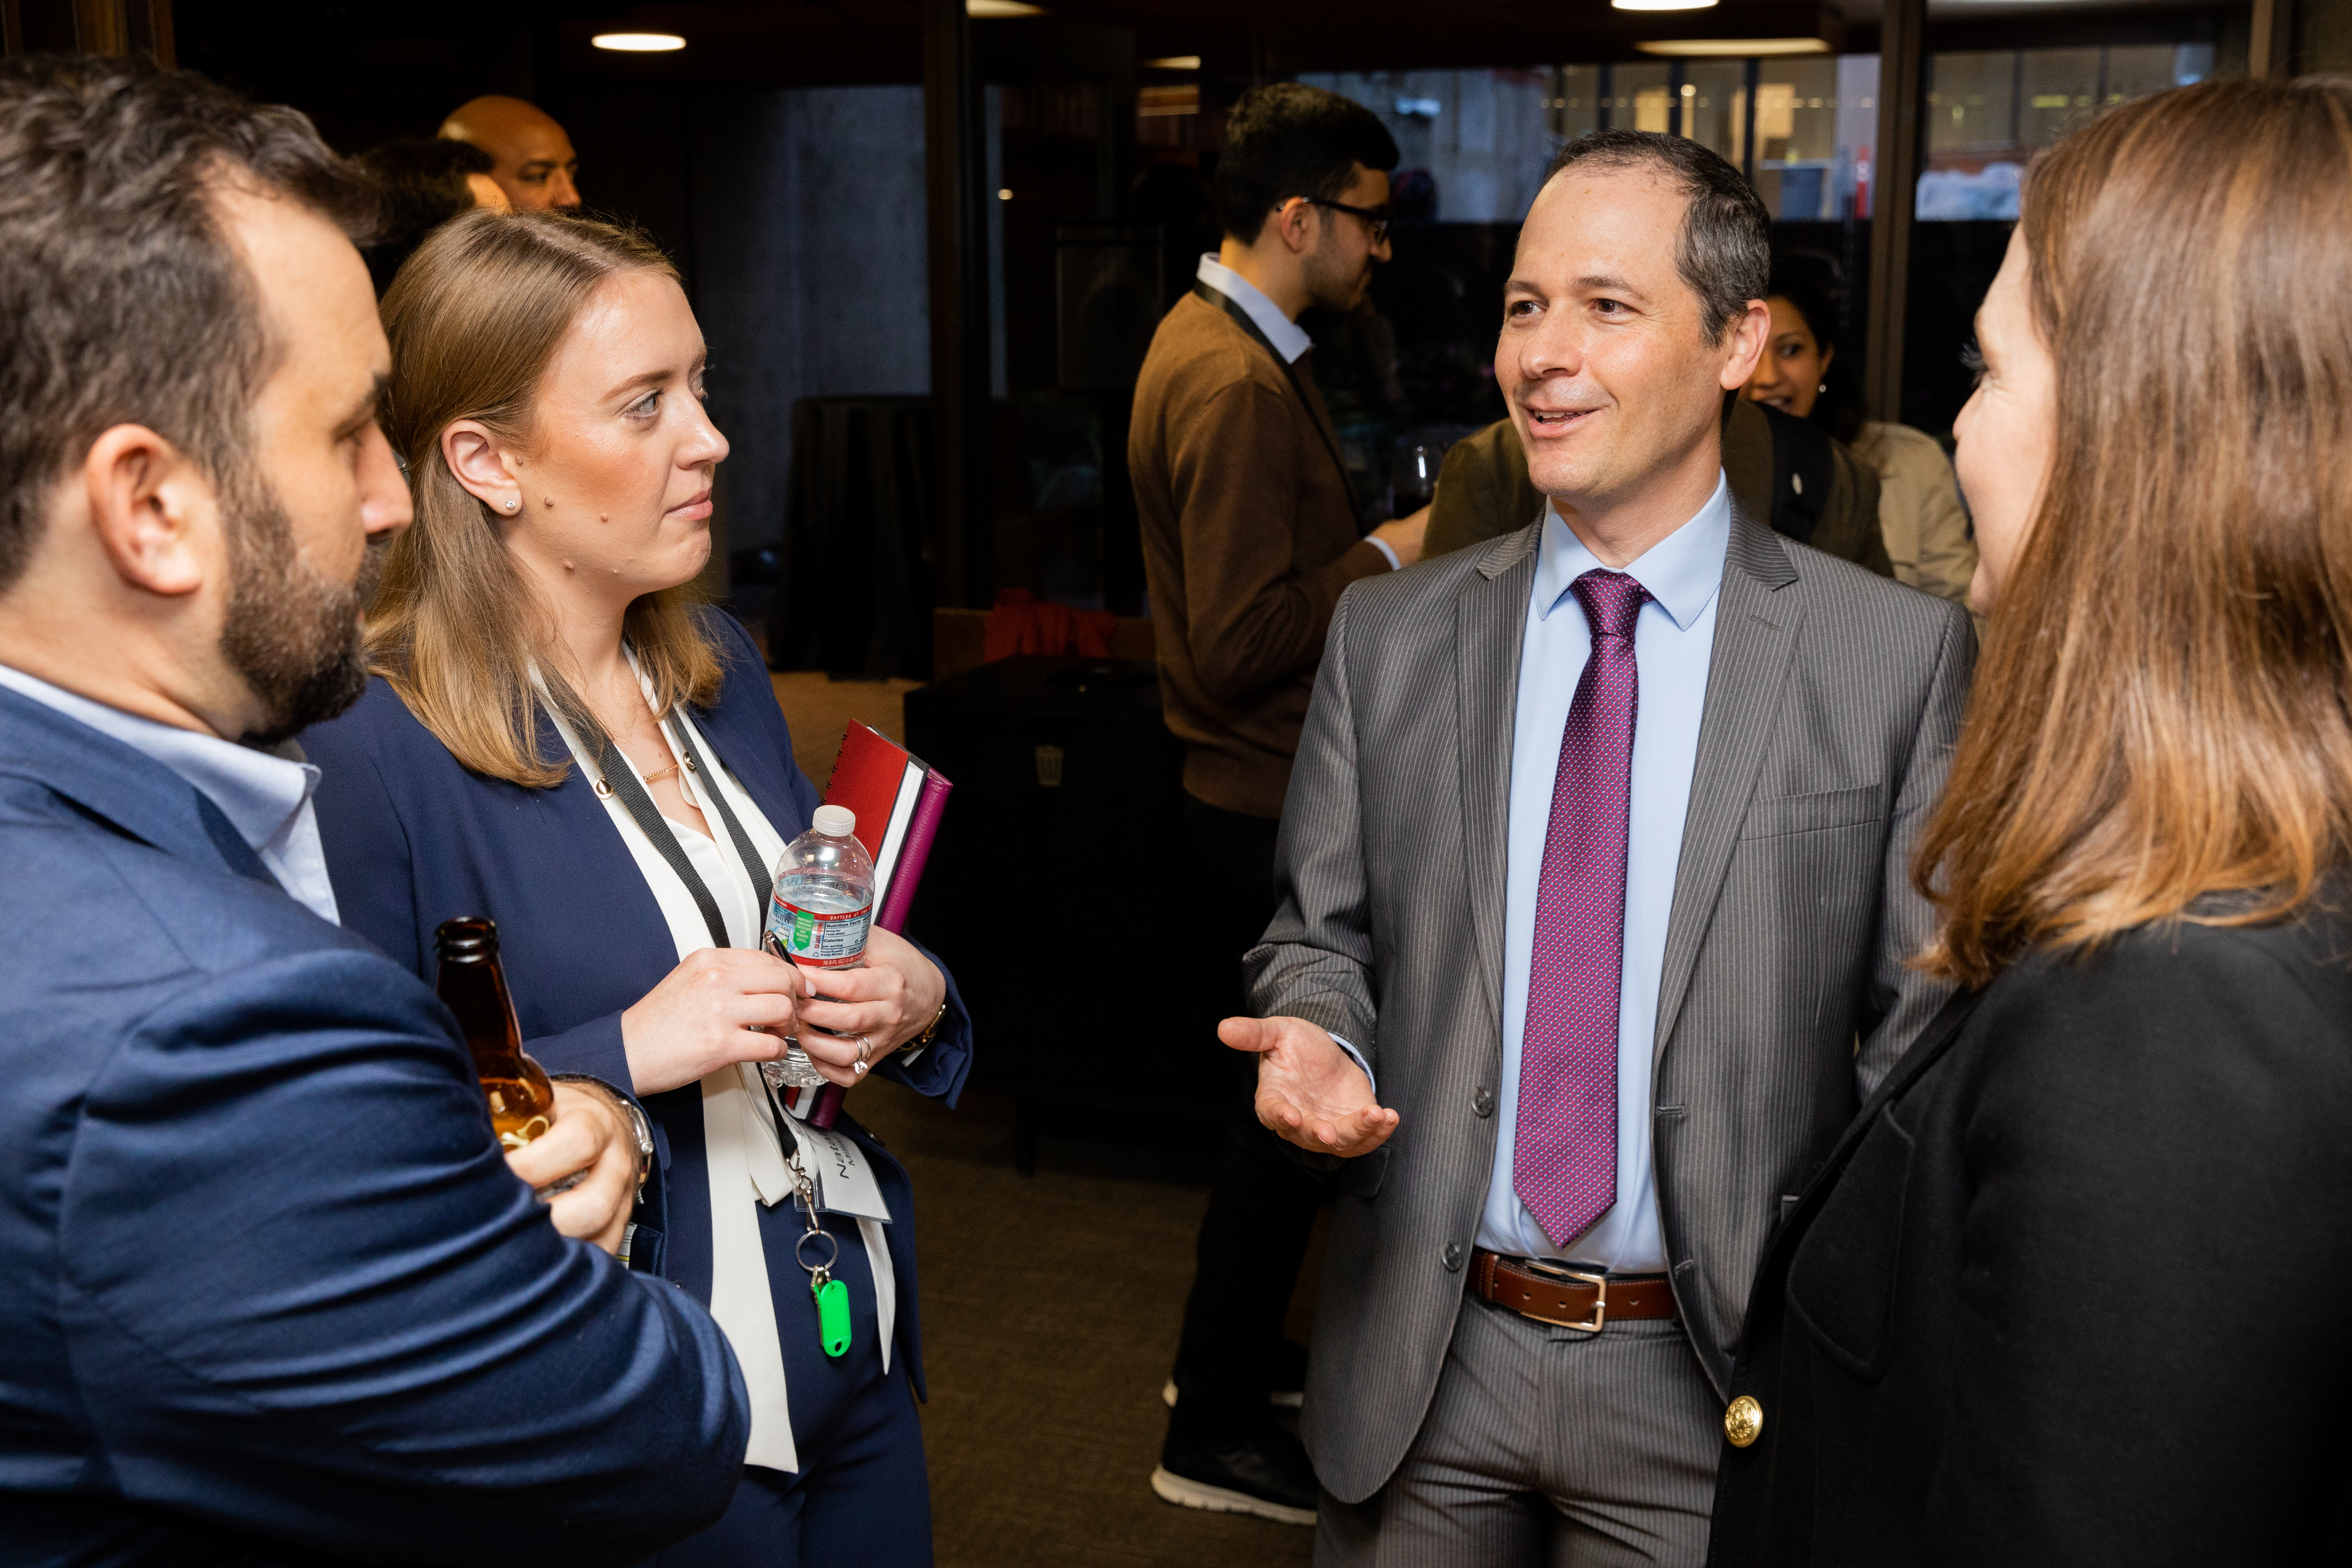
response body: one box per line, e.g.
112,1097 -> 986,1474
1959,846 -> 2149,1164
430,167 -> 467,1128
1709,907 -> 2352,1566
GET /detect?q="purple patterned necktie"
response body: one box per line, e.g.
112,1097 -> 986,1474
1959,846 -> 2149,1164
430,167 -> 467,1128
1515,568 -> 1650,1250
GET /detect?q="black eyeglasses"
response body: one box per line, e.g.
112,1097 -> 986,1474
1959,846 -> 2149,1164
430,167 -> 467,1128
1301,196 -> 1391,244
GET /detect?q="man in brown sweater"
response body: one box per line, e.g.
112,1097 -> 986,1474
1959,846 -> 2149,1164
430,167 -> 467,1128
1131,82 -> 1424,1527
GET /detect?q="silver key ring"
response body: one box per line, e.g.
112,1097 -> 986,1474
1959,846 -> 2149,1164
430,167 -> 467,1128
794,1227 -> 840,1275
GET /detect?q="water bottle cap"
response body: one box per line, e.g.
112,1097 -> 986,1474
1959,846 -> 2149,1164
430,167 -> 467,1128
812,805 -> 856,838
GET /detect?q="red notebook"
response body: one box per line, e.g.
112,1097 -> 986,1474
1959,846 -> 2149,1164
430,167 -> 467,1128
800,723 -> 953,1127
820,721 -> 951,933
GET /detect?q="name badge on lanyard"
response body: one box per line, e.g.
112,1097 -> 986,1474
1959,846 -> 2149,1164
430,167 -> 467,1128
792,1121 -> 892,1223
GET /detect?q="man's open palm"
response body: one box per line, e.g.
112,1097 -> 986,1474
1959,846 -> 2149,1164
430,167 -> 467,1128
1222,1014 -> 1401,1157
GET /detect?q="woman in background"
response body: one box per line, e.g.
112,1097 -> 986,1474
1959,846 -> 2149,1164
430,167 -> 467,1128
307,208 -> 969,1567
1743,252 -> 1977,605
1709,75 -> 2352,1564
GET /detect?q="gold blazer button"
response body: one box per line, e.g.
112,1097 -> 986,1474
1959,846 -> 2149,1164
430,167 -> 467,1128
1724,1395 -> 1764,1448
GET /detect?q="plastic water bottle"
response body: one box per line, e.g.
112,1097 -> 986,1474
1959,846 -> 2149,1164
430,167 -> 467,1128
762,805 -> 873,1089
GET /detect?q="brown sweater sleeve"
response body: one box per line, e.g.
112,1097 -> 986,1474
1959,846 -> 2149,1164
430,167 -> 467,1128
1169,376 -> 1389,704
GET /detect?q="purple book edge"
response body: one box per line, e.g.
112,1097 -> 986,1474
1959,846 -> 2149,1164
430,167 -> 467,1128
875,768 -> 953,934
808,766 -> 953,1130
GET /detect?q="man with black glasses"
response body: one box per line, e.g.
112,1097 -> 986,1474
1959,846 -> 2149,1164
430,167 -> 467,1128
1131,81 -> 1422,1526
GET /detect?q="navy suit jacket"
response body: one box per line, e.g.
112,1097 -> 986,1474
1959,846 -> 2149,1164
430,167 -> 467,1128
304,609 -> 972,1396
0,684 -> 749,1567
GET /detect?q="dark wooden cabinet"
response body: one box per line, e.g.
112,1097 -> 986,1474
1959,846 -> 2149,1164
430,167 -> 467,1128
904,655 -> 1241,1170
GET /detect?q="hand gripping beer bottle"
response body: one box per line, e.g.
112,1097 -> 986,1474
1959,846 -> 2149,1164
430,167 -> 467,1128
434,916 -> 557,1149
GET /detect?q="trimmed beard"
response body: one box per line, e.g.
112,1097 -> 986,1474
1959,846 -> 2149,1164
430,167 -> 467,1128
216,461 -> 386,747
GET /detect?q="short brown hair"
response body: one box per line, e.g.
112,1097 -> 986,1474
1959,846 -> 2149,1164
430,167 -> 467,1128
368,207 -> 721,787
0,53 -> 376,595
1916,75 -> 2352,986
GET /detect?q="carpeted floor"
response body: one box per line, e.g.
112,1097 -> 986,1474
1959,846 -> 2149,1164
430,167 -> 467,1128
770,669 -> 1324,1568
854,1081 -> 1323,1568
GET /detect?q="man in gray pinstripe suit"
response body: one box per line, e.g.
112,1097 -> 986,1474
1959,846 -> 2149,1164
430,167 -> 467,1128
1223,133 -> 1973,1565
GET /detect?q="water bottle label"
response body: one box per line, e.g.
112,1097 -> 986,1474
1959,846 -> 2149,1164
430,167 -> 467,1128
768,895 -> 871,967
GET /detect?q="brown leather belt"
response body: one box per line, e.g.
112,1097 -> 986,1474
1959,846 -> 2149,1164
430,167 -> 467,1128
1470,1248 -> 1679,1331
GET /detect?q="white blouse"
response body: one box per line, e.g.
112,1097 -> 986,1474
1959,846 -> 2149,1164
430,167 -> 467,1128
544,653 -> 893,1476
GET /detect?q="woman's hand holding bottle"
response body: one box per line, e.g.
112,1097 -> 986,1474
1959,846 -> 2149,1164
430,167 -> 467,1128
621,947 -> 810,1096
789,925 -> 947,1088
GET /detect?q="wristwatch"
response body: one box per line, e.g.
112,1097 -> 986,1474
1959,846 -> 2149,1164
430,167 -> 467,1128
550,1073 -> 655,1195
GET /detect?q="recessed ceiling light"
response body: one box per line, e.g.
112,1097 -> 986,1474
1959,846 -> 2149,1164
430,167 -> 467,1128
1637,37 -> 1833,55
1612,0 -> 1718,11
967,0 -> 1046,16
592,33 -> 686,52
1145,55 -> 1201,70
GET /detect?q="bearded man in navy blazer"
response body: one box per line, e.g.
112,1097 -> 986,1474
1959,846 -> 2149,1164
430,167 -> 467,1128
0,55 -> 748,1565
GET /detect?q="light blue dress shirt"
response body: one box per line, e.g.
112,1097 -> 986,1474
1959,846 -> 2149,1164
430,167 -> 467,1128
1481,477 -> 1729,1274
1195,252 -> 1312,363
1193,253 -> 1400,570
0,662 -> 339,925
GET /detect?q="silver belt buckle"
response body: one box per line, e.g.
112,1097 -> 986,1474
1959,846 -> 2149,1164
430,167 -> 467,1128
1524,1258 -> 1608,1332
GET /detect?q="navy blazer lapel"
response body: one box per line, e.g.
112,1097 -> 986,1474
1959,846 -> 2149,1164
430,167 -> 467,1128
1457,525 -> 1541,1040
0,684 -> 278,889
1652,505 -> 1804,1064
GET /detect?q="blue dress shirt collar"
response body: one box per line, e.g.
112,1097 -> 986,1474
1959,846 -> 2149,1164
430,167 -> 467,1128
1195,252 -> 1313,365
0,662 -> 337,923
1534,473 -> 1733,635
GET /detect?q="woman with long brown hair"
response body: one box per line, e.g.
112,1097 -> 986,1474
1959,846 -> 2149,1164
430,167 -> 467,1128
305,208 -> 968,1567
1708,76 -> 2352,1564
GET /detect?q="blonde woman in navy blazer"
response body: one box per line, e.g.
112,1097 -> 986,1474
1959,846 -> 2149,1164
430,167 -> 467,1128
307,208 -> 970,1568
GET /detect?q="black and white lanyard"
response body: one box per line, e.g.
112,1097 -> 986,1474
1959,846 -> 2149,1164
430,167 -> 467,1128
588,713 -> 770,953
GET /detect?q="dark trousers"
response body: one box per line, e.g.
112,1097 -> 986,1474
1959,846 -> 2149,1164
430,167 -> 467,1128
1168,796 -> 1328,1443
655,1210 -> 934,1568
654,1373 -> 934,1568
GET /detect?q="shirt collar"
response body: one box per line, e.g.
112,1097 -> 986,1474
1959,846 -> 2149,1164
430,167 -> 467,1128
0,663 -> 319,857
1533,472 -> 1732,633
1196,252 -> 1314,364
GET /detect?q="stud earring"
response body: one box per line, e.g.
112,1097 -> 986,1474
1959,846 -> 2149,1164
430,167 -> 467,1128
505,498 -> 520,512
1818,381 -> 1829,394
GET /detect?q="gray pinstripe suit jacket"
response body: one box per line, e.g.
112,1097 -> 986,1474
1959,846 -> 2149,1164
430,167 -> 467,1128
1248,502 -> 1975,1505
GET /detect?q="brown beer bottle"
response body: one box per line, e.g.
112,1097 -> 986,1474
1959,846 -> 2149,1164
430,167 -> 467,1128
433,916 -> 556,1149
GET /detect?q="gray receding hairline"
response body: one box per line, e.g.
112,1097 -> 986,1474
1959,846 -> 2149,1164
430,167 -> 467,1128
1535,130 -> 1774,343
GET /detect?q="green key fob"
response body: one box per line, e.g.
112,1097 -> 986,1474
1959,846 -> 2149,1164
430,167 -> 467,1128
813,1276 -> 851,1358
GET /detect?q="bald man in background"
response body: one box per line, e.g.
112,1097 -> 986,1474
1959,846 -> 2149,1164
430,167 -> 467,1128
439,94 -> 579,209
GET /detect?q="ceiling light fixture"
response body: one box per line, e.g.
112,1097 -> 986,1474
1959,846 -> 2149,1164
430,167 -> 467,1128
1145,55 -> 1202,70
1636,36 -> 1832,55
1611,0 -> 1719,11
591,32 -> 686,51
967,0 -> 1047,16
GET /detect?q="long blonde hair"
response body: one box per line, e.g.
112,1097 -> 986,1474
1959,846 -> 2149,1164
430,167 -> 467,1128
1915,76 -> 2352,985
368,207 -> 722,786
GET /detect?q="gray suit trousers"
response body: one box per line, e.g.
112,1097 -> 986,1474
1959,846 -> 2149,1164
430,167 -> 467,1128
1318,1299 -> 1721,1568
